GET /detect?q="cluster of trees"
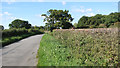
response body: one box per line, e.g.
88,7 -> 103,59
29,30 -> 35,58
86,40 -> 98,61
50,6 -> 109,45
9,19 -> 31,29
41,9 -> 74,31
42,9 -> 120,30
77,12 -> 120,28
8,19 -> 45,30
4,9 -> 74,32
2,19 -> 44,47
1,9 -> 120,32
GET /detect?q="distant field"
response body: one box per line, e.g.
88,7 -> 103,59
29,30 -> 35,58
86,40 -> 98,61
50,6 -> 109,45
38,28 -> 119,66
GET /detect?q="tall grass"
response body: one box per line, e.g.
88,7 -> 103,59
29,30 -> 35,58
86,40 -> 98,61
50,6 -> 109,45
38,34 -> 74,66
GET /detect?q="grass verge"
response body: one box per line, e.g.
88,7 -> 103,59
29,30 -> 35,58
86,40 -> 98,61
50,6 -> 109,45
37,34 -> 74,66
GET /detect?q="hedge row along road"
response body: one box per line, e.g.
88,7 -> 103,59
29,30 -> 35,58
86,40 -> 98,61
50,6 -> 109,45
2,34 -> 44,66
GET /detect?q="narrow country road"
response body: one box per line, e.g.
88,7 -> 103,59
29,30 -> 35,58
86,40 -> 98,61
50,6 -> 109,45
2,34 -> 44,66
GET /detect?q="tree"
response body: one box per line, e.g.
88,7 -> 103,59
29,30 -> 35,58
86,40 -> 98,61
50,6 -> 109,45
73,23 -> 78,28
77,16 -> 89,28
62,22 -> 73,29
9,19 -> 31,29
39,26 -> 44,29
41,9 -> 74,31
77,12 -> 120,28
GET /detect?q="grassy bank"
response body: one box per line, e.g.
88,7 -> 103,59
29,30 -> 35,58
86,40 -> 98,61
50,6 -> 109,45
1,28 -> 44,47
37,34 -> 73,66
38,28 -> 119,66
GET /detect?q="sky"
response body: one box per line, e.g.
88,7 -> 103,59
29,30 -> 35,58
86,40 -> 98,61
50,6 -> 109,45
0,1 -> 119,29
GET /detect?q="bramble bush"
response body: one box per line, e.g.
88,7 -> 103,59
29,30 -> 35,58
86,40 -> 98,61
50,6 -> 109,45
51,28 -> 119,66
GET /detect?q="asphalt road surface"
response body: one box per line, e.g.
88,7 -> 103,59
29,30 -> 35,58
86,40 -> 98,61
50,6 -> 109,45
2,34 -> 44,66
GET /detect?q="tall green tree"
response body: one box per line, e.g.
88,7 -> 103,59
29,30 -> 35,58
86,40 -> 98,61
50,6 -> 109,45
77,16 -> 89,28
41,9 -> 74,31
77,12 -> 120,28
9,19 -> 31,29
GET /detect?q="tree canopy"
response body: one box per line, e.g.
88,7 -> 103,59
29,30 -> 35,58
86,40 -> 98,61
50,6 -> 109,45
41,9 -> 74,31
77,12 -> 120,28
9,19 -> 31,29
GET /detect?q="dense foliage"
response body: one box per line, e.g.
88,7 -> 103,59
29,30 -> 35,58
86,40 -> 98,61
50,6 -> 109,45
41,9 -> 73,31
2,28 -> 44,47
1,18 -> 46,47
52,28 -> 118,66
9,19 -> 32,29
38,28 -> 119,66
31,26 -> 45,32
77,12 -> 120,28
